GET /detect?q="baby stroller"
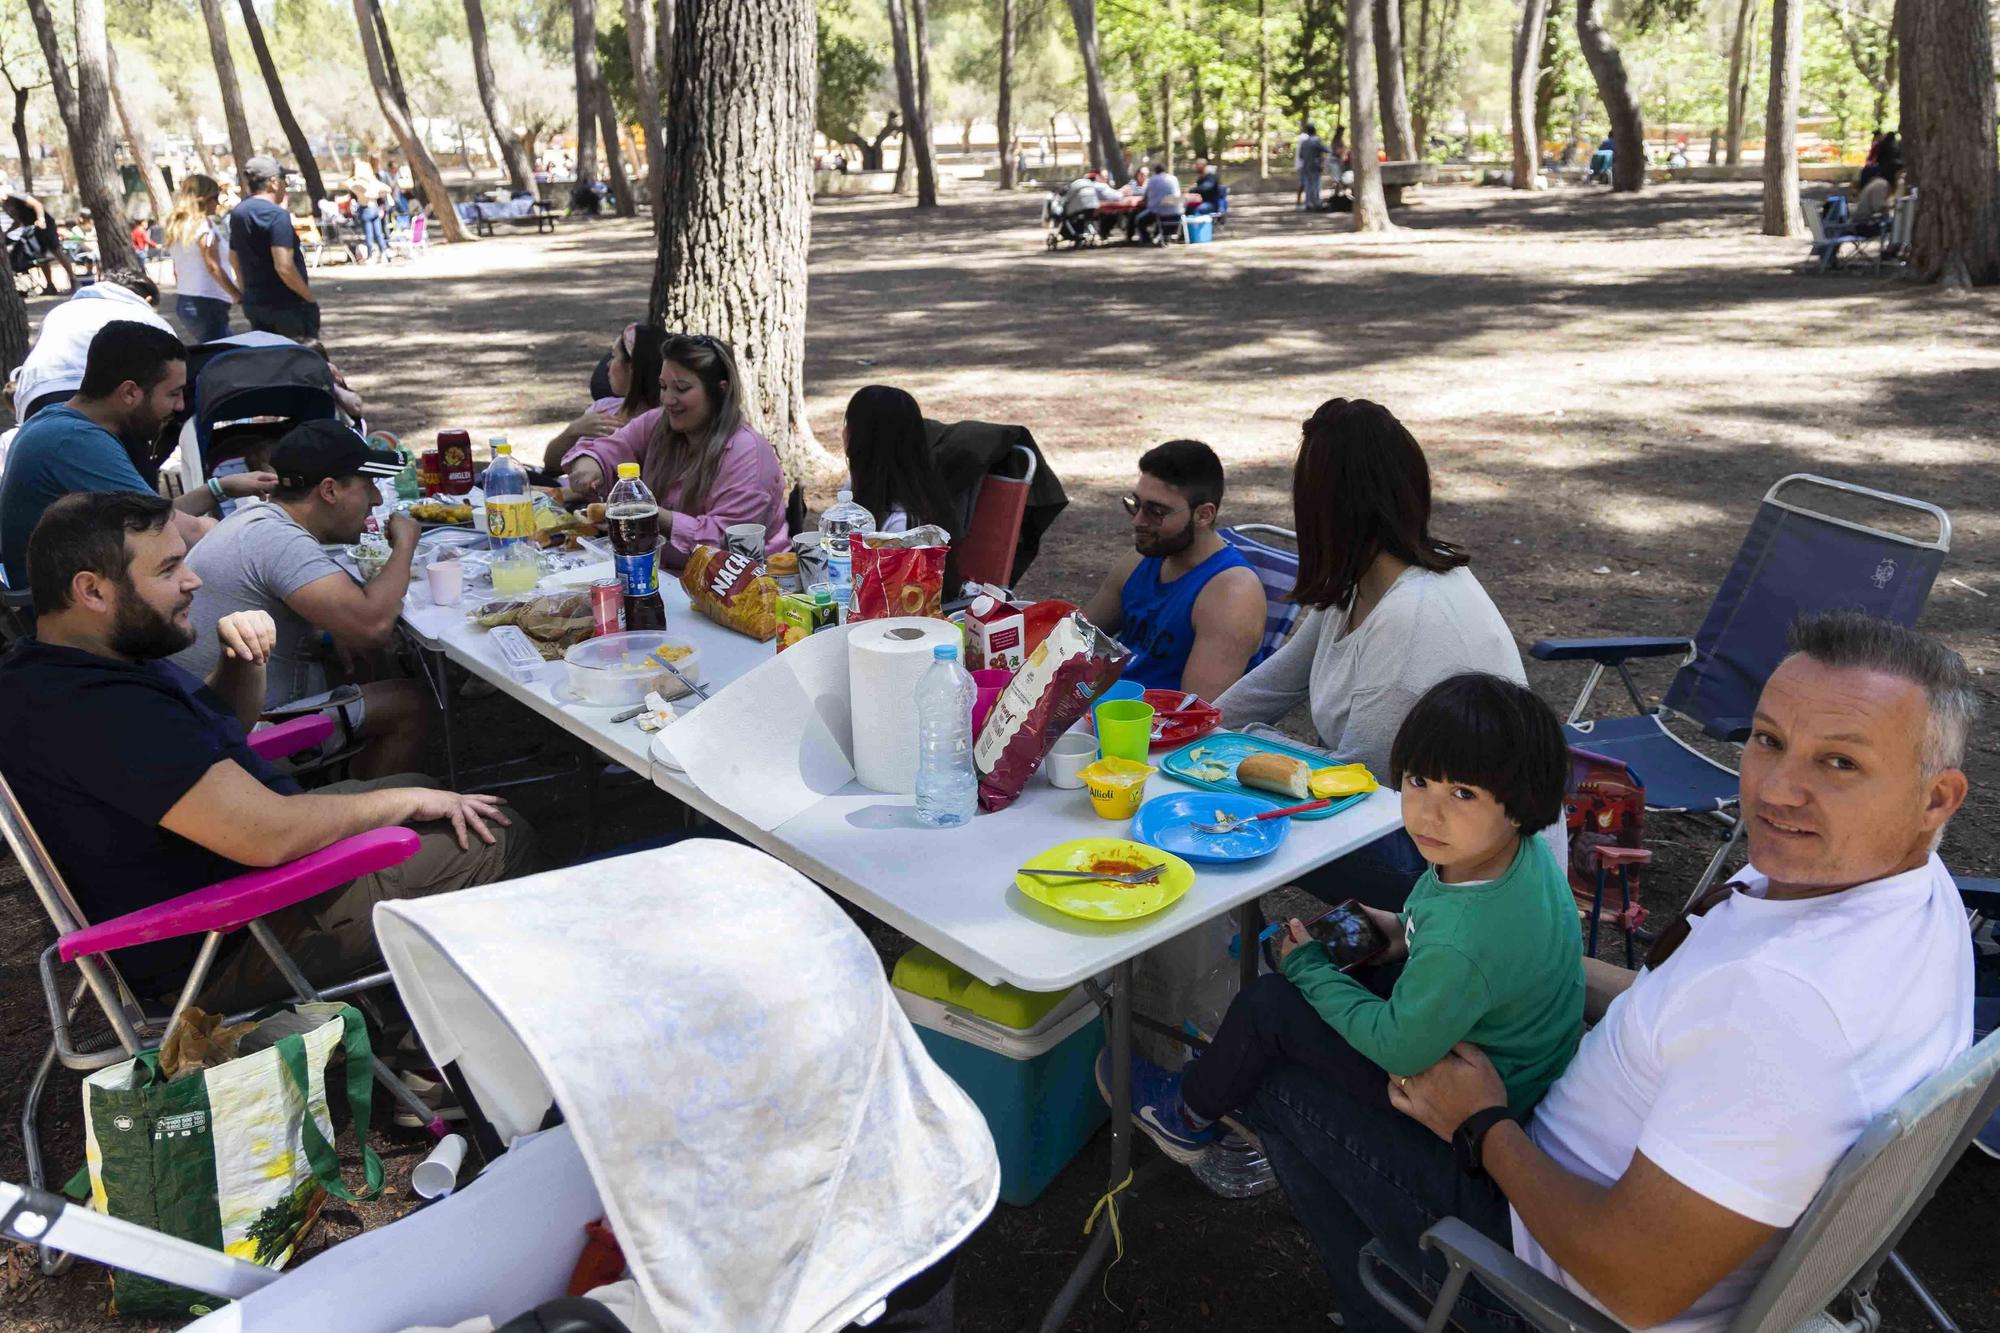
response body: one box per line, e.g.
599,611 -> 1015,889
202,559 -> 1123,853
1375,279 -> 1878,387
4,841 -> 998,1332
159,335 -> 342,496
1042,190 -> 1101,250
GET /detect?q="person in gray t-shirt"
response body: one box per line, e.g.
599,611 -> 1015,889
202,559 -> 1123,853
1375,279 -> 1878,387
171,420 -> 430,778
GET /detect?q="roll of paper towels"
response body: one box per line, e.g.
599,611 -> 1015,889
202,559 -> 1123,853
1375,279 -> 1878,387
851,617 -> 962,795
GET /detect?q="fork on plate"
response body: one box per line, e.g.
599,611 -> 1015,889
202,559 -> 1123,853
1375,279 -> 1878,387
1192,799 -> 1330,836
1017,864 -> 1167,886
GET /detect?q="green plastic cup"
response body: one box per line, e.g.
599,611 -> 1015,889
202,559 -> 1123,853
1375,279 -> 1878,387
1094,699 -> 1156,763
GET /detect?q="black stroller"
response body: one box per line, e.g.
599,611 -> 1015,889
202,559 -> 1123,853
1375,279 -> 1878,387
1042,190 -> 1102,250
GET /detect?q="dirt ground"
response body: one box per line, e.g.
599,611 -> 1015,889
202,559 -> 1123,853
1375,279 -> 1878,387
5,181 -> 1998,1330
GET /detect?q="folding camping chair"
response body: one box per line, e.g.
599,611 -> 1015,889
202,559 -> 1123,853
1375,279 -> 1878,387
1532,474 -> 1949,908
6,723 -> 443,1274
1804,199 -> 1872,271
1358,1024 -> 2000,1333
1221,523 -> 1305,662
955,444 -> 1038,589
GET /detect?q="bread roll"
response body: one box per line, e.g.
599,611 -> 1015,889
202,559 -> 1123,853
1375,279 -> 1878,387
1237,752 -> 1311,800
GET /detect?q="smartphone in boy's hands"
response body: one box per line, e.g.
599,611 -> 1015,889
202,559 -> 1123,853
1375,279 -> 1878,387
1305,898 -> 1392,970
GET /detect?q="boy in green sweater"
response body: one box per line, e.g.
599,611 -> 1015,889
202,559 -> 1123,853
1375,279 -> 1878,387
1101,673 -> 1585,1163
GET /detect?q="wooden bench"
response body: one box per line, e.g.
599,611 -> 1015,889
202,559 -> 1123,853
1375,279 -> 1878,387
1379,161 -> 1438,207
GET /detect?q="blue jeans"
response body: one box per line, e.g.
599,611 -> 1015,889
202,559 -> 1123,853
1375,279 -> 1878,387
361,207 -> 389,257
1242,1065 -> 1528,1333
175,294 -> 232,344
1296,827 -> 1429,912
1301,168 -> 1323,207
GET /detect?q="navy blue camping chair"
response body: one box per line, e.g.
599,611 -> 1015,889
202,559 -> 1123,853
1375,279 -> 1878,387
1532,474 -> 1950,906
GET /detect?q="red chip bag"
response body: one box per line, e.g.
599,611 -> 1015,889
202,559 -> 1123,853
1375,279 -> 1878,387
974,611 -> 1130,812
851,527 -> 948,622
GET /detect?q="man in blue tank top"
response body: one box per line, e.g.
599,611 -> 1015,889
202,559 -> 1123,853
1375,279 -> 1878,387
1081,440 -> 1267,699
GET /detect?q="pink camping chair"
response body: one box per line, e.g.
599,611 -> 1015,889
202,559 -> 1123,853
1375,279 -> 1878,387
5,716 -> 442,1275
391,212 -> 428,260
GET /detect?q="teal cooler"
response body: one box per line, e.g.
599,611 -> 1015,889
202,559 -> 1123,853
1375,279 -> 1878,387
892,947 -> 1108,1206
1184,214 -> 1215,244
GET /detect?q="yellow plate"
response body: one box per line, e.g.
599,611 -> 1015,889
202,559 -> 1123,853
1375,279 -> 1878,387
1310,763 -> 1380,801
1014,838 -> 1196,923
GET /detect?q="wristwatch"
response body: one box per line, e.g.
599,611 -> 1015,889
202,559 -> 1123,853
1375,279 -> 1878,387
1453,1106 -> 1517,1178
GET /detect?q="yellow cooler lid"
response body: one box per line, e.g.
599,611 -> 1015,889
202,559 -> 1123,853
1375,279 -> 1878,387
890,945 -> 1071,1030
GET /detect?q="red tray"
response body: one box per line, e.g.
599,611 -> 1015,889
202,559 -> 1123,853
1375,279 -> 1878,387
1143,689 -> 1222,749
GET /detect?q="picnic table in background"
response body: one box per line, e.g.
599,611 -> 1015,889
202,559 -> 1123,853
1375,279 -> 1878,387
1091,191 -> 1205,216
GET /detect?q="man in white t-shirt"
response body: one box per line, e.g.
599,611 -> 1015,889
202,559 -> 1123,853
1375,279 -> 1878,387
1137,162 -> 1184,242
12,268 -> 174,420
1242,611 -> 1977,1333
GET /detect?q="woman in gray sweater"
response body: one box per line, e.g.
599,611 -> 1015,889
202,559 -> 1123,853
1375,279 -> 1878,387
1217,398 -> 1553,908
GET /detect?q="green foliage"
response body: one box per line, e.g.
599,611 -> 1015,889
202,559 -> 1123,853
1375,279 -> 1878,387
817,8 -> 888,142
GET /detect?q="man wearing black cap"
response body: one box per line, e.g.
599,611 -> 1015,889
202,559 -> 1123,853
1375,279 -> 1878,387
229,155 -> 320,340
173,420 -> 427,778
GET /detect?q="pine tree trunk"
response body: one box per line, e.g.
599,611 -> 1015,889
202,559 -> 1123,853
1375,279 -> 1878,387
1068,0 -> 1127,181
1257,0 -> 1270,177
573,0 -> 601,183
25,0 -> 79,150
108,45 -> 171,218
1347,0 -> 1393,230
596,82 -> 636,215
1511,0 -> 1551,189
623,0 -> 664,213
238,0 -> 328,202
349,0 -> 466,241
194,0 -> 256,178
997,0 -> 1016,187
69,0 -> 139,270
1575,0 -> 1644,192
465,0 -> 536,194
11,90 -> 34,195
1760,0 -> 1803,236
648,0 -> 828,479
1375,0 -> 1414,161
0,272 -> 29,419
1724,0 -> 1755,166
1900,0 -> 1999,285
885,0 -> 937,206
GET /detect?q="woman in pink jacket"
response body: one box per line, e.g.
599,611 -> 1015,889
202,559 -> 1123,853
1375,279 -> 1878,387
562,333 -> 790,571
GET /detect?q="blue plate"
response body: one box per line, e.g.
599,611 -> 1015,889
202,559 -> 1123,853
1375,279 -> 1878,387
1130,791 -> 1291,864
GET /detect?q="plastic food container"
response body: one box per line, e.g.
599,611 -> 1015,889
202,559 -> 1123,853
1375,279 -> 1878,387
1078,756 -> 1157,820
348,543 -> 392,583
561,632 -> 702,706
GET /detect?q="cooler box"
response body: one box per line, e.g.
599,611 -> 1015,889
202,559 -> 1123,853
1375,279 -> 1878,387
892,947 -> 1108,1206
1184,215 -> 1215,244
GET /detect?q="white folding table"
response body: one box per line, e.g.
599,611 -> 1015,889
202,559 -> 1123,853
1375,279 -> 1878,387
396,576 -> 1404,1329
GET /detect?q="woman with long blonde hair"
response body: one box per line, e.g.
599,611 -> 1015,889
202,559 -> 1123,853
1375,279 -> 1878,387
162,173 -> 240,343
560,333 -> 790,570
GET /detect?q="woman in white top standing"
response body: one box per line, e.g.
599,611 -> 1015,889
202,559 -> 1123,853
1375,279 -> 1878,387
162,174 -> 239,344
1217,397 -> 1548,909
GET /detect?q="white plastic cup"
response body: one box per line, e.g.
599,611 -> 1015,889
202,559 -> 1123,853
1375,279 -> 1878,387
725,522 -> 766,561
1046,732 -> 1098,789
426,556 -> 464,605
411,1132 -> 467,1200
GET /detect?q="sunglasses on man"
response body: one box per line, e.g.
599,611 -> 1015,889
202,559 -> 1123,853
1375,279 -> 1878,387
1122,494 -> 1186,524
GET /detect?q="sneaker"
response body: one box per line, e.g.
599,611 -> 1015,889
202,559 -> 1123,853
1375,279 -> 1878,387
391,1068 -> 468,1130
1094,1049 -> 1221,1165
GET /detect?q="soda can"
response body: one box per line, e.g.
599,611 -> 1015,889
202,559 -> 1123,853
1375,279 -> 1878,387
589,578 -> 625,636
418,451 -> 443,495
792,531 -> 831,587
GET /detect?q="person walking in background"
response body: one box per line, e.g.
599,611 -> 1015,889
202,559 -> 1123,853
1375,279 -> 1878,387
229,156 -> 320,340
1296,123 -> 1327,211
163,174 -> 240,344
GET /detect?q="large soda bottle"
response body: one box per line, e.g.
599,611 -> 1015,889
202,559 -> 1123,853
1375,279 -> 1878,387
484,436 -> 540,596
607,462 -> 666,630
914,644 -> 977,827
817,488 -> 873,588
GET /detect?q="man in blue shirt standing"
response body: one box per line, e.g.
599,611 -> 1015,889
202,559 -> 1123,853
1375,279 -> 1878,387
229,155 -> 321,340
0,320 -> 276,586
1080,439 -> 1267,699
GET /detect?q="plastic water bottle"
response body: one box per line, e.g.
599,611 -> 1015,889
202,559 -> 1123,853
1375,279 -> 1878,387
483,436 -> 540,596
1191,1132 -> 1279,1198
607,462 -> 666,630
915,644 -> 977,827
818,488 -> 873,588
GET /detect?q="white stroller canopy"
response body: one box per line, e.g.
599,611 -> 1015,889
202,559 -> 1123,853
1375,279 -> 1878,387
373,839 -> 999,1333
